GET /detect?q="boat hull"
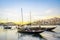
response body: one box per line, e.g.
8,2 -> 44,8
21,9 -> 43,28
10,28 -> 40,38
18,30 -> 44,34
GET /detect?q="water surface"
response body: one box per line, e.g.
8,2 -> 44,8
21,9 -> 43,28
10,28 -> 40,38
0,25 -> 60,40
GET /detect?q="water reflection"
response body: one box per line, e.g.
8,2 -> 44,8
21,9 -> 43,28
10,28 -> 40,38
0,25 -> 60,40
18,33 -> 46,40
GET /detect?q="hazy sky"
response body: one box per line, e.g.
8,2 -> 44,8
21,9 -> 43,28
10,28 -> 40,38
0,0 -> 60,22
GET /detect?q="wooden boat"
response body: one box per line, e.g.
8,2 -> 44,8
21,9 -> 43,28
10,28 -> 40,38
17,8 -> 56,33
18,25 -> 56,33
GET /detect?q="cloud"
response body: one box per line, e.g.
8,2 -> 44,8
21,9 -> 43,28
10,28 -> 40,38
45,9 -> 53,14
0,8 -> 60,22
44,8 -> 60,16
0,8 -> 21,21
0,8 -> 32,22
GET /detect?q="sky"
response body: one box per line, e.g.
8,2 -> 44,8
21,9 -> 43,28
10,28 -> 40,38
0,0 -> 60,23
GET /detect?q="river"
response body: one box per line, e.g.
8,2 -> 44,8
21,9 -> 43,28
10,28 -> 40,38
0,25 -> 60,40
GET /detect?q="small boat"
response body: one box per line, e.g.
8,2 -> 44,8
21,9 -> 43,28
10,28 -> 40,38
3,25 -> 11,29
4,27 -> 11,29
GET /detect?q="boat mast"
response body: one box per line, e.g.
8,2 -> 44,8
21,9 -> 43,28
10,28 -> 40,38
30,11 -> 31,26
21,8 -> 23,25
